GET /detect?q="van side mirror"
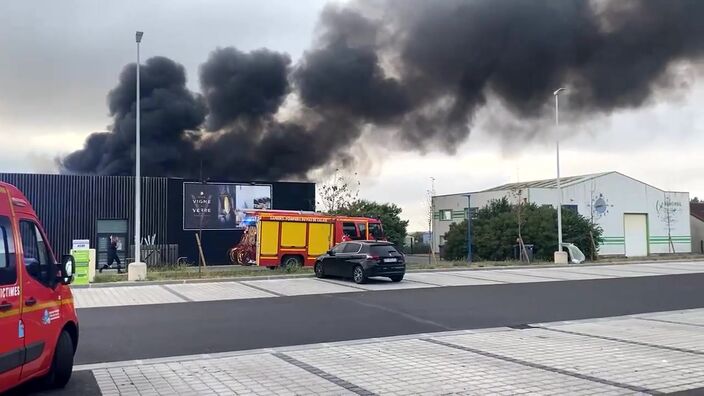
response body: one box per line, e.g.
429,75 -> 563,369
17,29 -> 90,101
327,250 -> 335,256
59,254 -> 75,285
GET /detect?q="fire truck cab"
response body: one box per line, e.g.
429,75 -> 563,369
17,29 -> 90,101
229,210 -> 385,268
0,182 -> 77,393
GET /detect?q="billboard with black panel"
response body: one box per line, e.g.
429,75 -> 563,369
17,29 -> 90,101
183,182 -> 272,230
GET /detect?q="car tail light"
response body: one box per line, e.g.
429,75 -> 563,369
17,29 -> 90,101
366,254 -> 380,260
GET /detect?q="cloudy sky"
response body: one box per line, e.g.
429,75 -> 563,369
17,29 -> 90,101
1,0 -> 703,231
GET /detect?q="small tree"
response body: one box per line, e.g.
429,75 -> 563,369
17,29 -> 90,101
335,200 -> 409,248
509,187 -> 530,262
692,197 -> 701,204
442,198 -> 603,262
657,193 -> 681,253
317,169 -> 360,213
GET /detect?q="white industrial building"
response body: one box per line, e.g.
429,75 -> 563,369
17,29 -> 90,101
691,203 -> 704,254
432,171 -> 691,258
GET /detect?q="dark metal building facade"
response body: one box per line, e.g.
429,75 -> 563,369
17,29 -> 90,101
0,173 -> 315,265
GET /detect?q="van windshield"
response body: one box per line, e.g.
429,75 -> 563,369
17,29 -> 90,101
369,223 -> 384,240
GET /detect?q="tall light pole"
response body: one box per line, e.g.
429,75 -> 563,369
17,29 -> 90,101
465,194 -> 472,264
553,87 -> 566,259
429,177 -> 435,266
134,31 -> 144,268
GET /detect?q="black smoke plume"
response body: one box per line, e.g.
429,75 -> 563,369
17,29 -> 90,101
61,57 -> 205,176
61,0 -> 704,179
200,47 -> 291,130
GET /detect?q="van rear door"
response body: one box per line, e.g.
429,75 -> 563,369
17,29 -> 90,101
0,187 -> 23,391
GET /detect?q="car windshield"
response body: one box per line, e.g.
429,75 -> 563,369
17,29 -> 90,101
370,244 -> 399,257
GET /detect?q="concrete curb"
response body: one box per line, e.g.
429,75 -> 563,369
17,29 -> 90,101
74,272 -> 314,288
74,258 -> 703,289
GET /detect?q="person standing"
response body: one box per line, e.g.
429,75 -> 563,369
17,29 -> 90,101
100,235 -> 123,274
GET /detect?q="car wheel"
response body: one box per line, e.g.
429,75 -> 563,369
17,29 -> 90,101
314,262 -> 325,278
44,330 -> 74,389
353,265 -> 367,284
390,274 -> 404,282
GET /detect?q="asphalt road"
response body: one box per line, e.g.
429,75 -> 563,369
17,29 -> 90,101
74,272 -> 704,365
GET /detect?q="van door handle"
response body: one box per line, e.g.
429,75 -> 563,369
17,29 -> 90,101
24,297 -> 37,307
0,301 -> 12,312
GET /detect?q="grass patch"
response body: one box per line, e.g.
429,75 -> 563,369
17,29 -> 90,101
92,265 -> 313,283
406,260 -> 552,271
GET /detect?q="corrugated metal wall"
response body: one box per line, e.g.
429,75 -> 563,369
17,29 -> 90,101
0,173 -> 168,257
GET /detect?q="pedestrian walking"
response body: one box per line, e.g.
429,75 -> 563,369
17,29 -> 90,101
100,235 -> 124,274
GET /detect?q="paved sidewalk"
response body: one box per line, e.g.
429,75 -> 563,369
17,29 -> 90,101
77,308 -> 704,395
73,261 -> 704,309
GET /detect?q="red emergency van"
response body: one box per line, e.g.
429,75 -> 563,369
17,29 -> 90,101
0,182 -> 77,393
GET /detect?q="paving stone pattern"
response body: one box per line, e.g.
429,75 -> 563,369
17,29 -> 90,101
89,308 -> 704,395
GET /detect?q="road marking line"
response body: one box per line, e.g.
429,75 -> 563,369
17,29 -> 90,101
539,268 -> 619,278
536,325 -> 704,356
400,278 -> 444,286
501,270 -> 569,280
325,294 -> 454,331
423,338 -> 663,395
160,285 -> 194,302
315,278 -> 369,290
635,317 -> 704,329
446,272 -> 510,283
237,281 -> 287,297
274,352 -> 377,395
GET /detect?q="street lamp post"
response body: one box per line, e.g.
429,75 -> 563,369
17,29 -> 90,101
465,194 -> 472,264
553,87 -> 568,264
129,31 -> 147,280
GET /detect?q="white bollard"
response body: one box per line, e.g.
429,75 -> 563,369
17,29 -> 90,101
128,262 -> 147,281
554,251 -> 569,265
88,249 -> 97,283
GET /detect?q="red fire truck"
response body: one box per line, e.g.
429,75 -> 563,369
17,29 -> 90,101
229,210 -> 385,268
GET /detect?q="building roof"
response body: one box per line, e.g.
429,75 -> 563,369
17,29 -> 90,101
433,171 -> 615,198
433,171 -> 689,198
691,202 -> 704,222
480,172 -> 613,192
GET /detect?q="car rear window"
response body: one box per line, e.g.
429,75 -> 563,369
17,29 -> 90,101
370,244 -> 399,256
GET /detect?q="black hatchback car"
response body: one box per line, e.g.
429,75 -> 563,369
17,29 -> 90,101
314,241 -> 405,284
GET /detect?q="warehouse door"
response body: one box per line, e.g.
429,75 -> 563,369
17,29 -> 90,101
97,219 -> 128,267
624,214 -> 648,257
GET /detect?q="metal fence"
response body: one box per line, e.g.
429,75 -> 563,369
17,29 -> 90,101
128,244 -> 179,267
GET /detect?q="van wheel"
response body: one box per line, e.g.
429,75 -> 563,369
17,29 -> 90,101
353,265 -> 367,284
282,255 -> 302,270
44,331 -> 74,388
